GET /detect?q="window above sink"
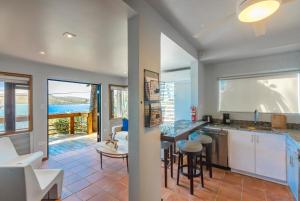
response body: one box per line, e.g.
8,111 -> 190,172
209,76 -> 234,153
218,71 -> 300,114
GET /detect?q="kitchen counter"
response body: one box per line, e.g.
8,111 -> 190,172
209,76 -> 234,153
160,120 -> 207,142
203,123 -> 300,149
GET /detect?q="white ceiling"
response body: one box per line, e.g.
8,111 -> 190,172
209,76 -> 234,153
146,0 -> 300,63
0,0 -> 134,77
161,34 -> 196,71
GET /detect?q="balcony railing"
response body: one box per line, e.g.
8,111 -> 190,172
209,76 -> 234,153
48,112 -> 93,135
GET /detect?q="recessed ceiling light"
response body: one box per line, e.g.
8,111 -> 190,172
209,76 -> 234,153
63,32 -> 76,39
39,51 -> 46,55
237,0 -> 281,23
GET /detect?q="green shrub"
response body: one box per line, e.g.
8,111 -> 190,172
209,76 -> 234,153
53,118 -> 69,134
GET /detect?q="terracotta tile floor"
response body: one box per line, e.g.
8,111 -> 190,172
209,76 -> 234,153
43,144 -> 293,201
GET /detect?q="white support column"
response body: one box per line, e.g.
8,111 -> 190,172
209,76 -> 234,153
191,60 -> 206,120
128,13 -> 161,201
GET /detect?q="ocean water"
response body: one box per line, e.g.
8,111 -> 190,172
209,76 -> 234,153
0,104 -> 90,131
48,104 -> 90,114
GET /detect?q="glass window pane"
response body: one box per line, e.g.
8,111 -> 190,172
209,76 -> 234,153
15,87 -> 29,130
110,86 -> 128,119
160,82 -> 175,123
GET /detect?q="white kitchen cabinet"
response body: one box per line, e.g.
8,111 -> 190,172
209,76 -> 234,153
228,130 -> 256,173
255,133 -> 286,181
228,130 -> 287,182
287,137 -> 299,201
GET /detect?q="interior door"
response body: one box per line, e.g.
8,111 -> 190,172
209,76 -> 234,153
228,130 -> 256,173
255,133 -> 286,181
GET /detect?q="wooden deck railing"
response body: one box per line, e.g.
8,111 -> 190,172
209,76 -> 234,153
48,112 -> 93,135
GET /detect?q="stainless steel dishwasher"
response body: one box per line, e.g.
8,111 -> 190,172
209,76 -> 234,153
201,127 -> 229,168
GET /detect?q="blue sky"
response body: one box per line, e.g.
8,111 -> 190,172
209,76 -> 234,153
48,80 -> 91,99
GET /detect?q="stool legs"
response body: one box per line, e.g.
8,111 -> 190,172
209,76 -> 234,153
176,153 -> 182,185
188,154 -> 194,195
176,152 -> 204,195
206,144 -> 213,178
199,154 -> 204,188
164,148 -> 168,188
170,144 -> 173,178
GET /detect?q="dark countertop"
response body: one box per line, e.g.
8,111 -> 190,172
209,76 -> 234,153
160,120 -> 207,141
203,123 -> 300,149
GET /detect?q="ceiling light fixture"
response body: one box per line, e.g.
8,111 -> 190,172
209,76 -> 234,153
237,0 -> 281,23
39,51 -> 46,55
63,32 -> 76,39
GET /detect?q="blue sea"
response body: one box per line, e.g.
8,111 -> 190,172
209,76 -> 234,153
0,104 -> 90,131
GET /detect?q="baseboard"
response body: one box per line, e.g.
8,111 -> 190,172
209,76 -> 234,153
231,168 -> 287,185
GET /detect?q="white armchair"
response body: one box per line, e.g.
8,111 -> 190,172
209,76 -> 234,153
0,164 -> 63,201
0,137 -> 43,168
112,125 -> 128,142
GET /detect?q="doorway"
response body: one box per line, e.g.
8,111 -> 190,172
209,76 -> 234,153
47,79 -> 101,157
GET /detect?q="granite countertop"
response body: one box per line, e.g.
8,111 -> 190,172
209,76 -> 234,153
203,123 -> 300,148
160,120 -> 207,139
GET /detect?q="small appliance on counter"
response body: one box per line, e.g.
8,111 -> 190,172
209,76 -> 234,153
202,115 -> 213,123
223,113 -> 231,124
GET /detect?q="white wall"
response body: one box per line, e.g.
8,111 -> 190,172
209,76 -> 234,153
161,70 -> 192,121
0,54 -> 127,156
204,51 -> 300,123
175,81 -> 191,121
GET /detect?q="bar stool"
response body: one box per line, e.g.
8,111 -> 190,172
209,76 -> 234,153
176,140 -> 204,195
190,131 -> 213,178
161,141 -> 173,188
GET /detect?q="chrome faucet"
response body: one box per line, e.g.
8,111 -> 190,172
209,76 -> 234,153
254,109 -> 259,125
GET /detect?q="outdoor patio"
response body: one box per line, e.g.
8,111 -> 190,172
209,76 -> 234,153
49,133 -> 97,156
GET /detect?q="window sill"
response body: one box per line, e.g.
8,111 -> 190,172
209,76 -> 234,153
0,129 -> 32,137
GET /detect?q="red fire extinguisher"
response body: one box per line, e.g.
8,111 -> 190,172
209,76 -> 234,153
191,106 -> 197,122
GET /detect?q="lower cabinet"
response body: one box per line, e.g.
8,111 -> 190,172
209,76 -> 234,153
255,133 -> 286,181
228,130 -> 287,182
287,137 -> 299,201
228,130 -> 255,173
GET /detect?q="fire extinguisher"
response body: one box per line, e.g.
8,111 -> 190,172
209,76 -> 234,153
191,106 -> 197,122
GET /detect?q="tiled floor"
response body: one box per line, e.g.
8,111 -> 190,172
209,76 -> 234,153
43,144 -> 293,201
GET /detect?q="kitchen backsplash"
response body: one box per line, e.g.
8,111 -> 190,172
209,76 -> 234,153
212,119 -> 300,130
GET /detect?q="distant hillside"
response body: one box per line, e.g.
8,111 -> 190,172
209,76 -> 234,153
0,95 -> 89,105
0,94 -> 28,104
49,95 -> 89,105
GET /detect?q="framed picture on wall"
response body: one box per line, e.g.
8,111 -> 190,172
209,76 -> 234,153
144,69 -> 162,127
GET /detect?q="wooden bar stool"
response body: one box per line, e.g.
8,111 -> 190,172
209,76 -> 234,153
161,141 -> 173,188
176,140 -> 204,195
